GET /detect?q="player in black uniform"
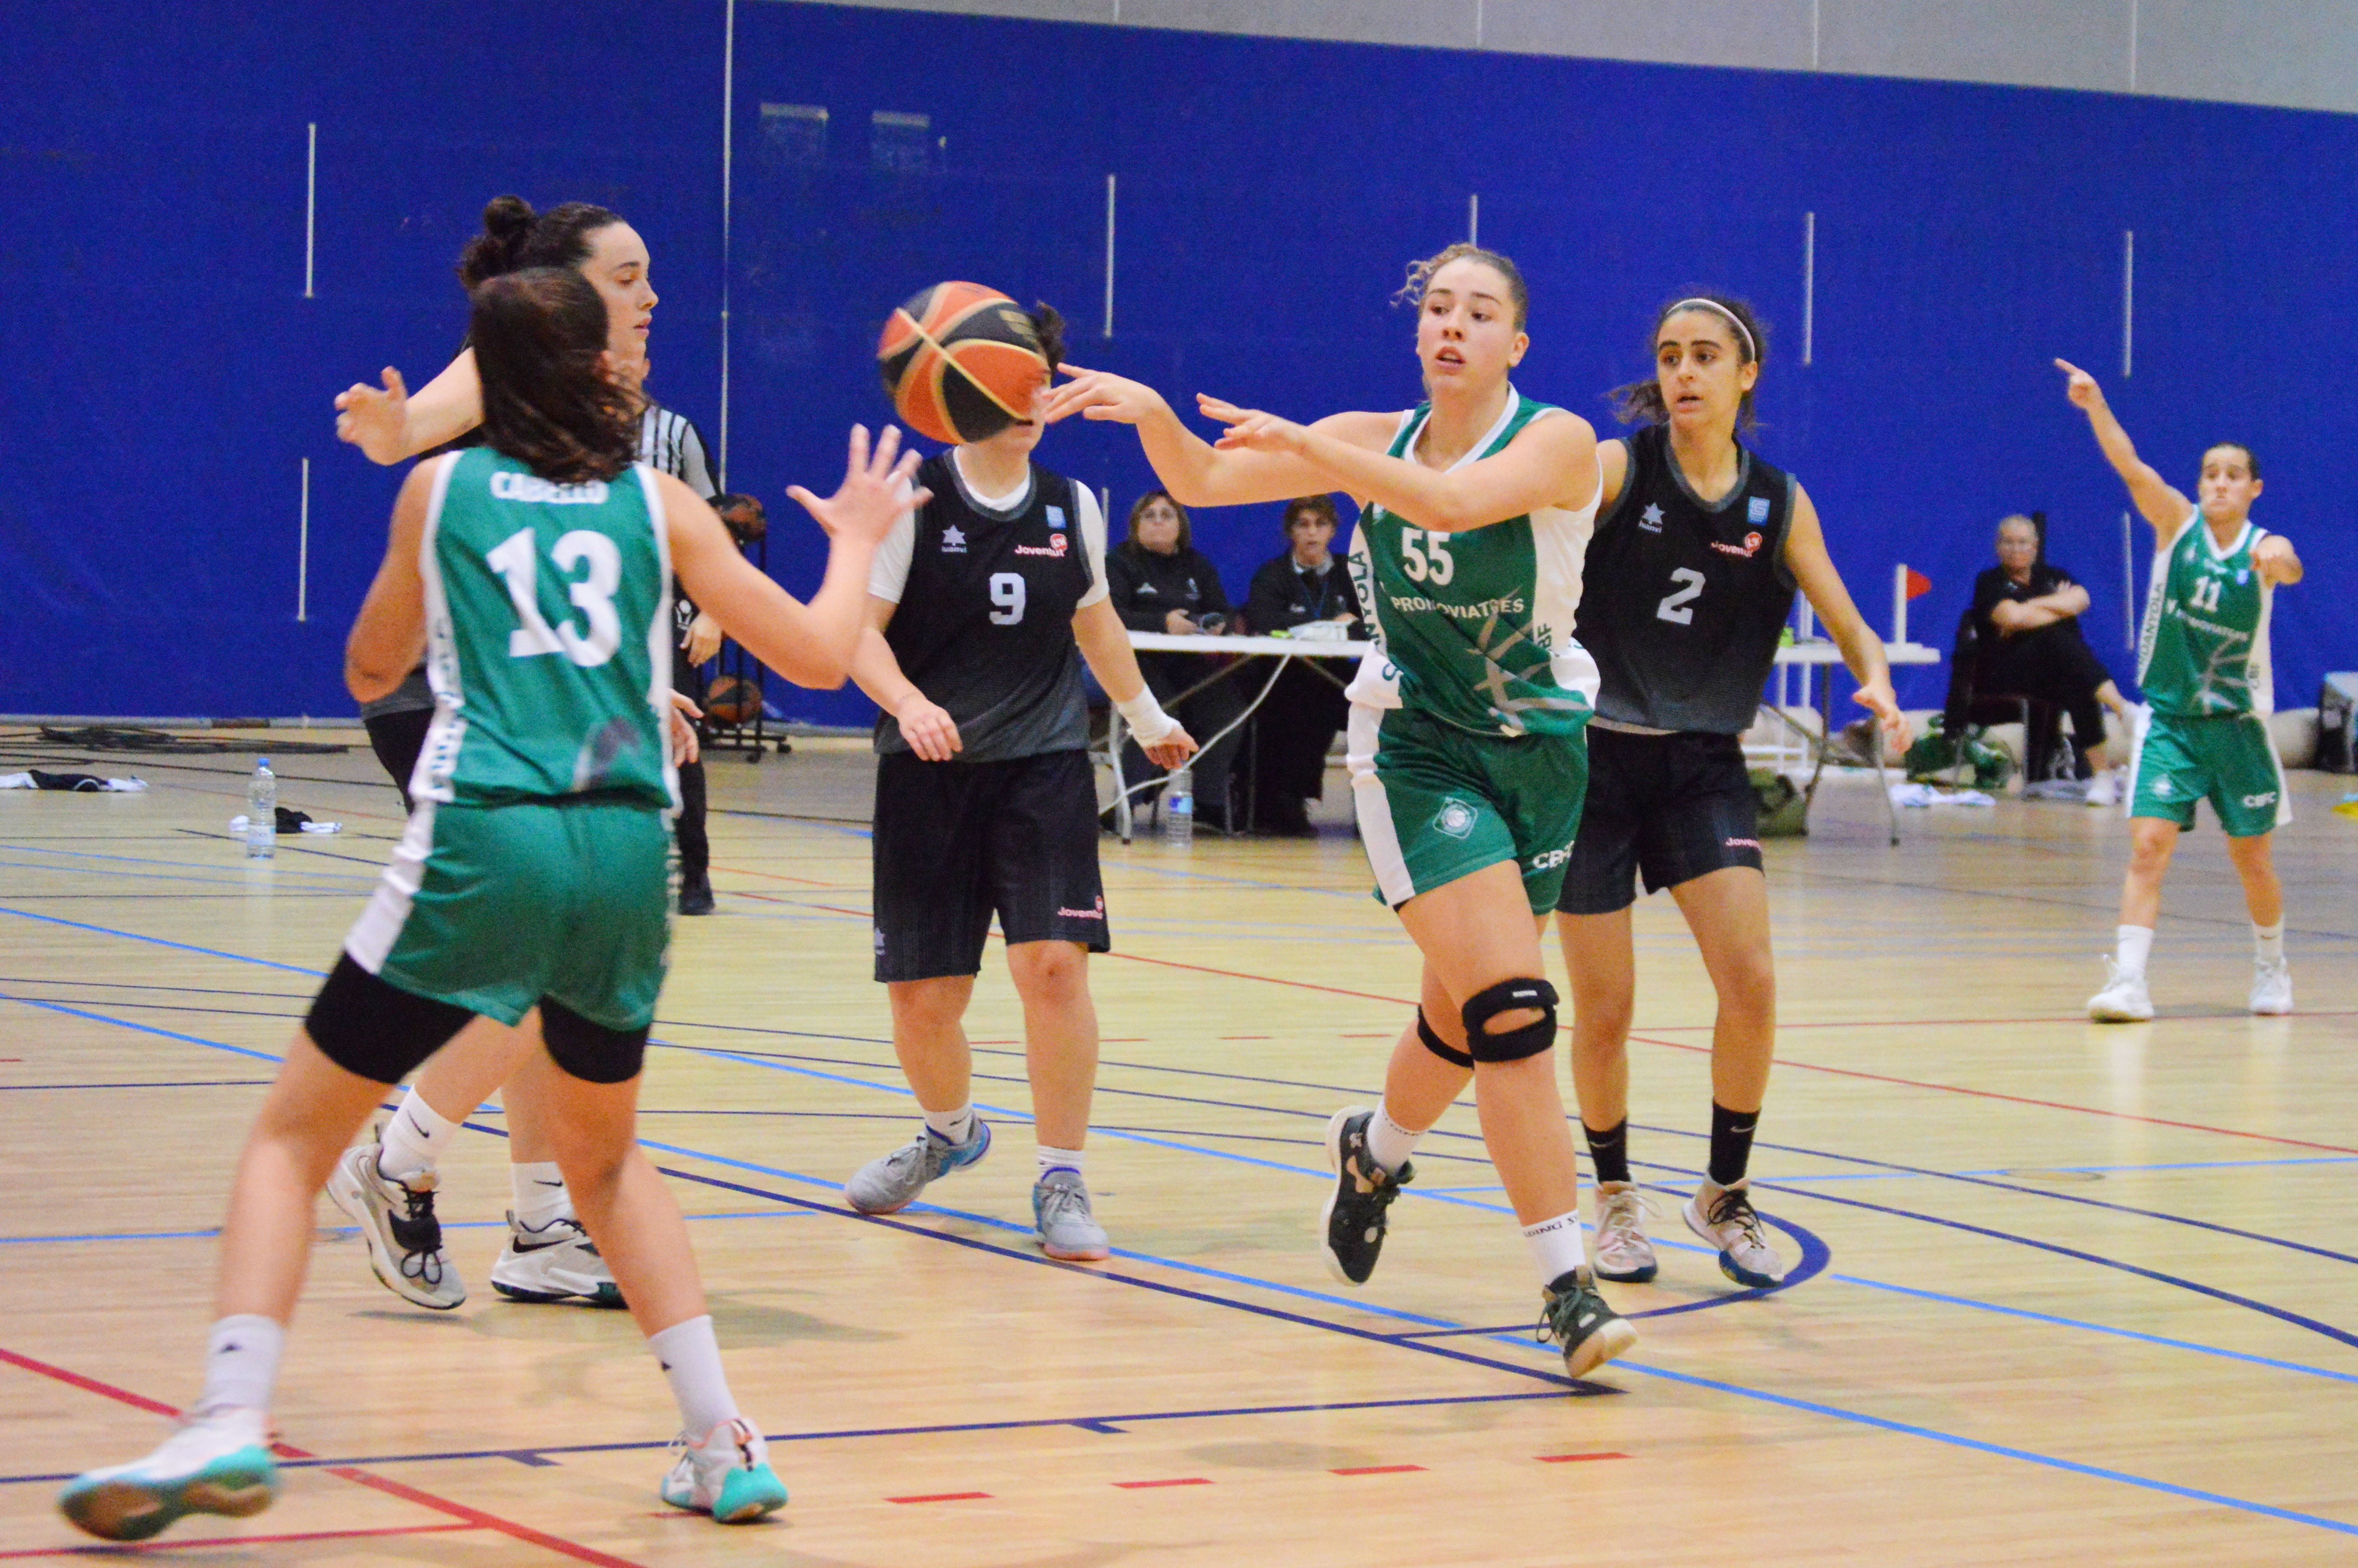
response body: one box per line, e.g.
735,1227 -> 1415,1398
841,304 -> 1196,1261
1558,296 -> 1908,1290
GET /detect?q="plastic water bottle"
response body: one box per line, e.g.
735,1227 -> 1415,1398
1162,765 -> 1194,848
246,758 -> 277,859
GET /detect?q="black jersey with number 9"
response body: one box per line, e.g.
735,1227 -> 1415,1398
877,453 -> 1099,762
1576,424 -> 1797,736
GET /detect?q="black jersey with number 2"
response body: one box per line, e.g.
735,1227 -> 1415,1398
1576,423 -> 1798,736
878,454 -> 1096,763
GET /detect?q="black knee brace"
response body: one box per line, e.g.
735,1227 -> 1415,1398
1415,1007 -> 1474,1069
1462,977 -> 1559,1063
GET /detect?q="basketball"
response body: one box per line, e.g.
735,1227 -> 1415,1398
876,281 -> 1045,445
703,674 -> 761,725
711,492 -> 767,545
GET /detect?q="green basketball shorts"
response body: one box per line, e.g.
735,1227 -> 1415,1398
1346,702 -> 1588,916
343,796 -> 672,1032
2128,710 -> 2289,838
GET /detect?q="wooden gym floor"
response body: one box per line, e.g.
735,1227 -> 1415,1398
1,729 -> 2353,1564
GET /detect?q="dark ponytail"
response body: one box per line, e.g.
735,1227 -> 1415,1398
471,268 -> 639,484
1610,293 -> 1768,432
456,196 -> 625,289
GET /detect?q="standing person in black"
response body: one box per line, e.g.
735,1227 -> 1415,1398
1945,512 -> 2134,801
643,399 -> 723,913
841,304 -> 1196,1262
1240,495 -> 1362,834
1556,296 -> 1909,1293
1106,492 -> 1247,827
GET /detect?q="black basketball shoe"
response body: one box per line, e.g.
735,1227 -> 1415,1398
1538,1267 -> 1637,1378
1321,1107 -> 1413,1285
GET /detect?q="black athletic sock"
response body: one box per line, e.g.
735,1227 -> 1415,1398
1708,1102 -> 1759,1187
1583,1120 -> 1631,1186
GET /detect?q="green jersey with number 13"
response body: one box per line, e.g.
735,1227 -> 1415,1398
412,446 -> 677,809
1345,389 -> 1600,737
2137,514 -> 2274,718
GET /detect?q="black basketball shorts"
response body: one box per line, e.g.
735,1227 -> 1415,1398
1557,727 -> 1764,916
870,747 -> 1111,983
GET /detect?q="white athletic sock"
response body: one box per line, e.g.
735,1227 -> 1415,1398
923,1103 -> 976,1146
1522,1211 -> 1589,1289
197,1314 -> 284,1417
376,1091 -> 460,1184
1365,1103 -> 1423,1174
648,1315 -> 740,1438
2114,925 -> 2155,979
1036,1144 -> 1084,1178
510,1161 -> 572,1229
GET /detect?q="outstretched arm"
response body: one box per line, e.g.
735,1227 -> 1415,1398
1199,395 -> 1600,533
335,351 -> 490,466
1783,484 -> 1910,753
1043,367 -> 1398,508
2254,533 -> 2303,586
1071,598 -> 1196,769
346,462 -> 437,701
2055,359 -> 2191,542
666,426 -> 925,690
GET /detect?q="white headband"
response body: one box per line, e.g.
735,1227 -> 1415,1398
1665,298 -> 1756,362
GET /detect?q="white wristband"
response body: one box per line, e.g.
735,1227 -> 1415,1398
1115,689 -> 1178,745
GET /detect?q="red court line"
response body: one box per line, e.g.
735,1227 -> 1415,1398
1104,951 -> 2358,1156
708,861 -> 837,888
1113,1477 -> 1213,1489
0,1346 -> 647,1568
0,1522 -> 478,1559
1330,1464 -> 1425,1476
1536,1451 -> 1629,1464
888,1491 -> 992,1504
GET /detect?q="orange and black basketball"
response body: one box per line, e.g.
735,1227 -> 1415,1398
703,675 -> 761,726
876,281 -> 1045,445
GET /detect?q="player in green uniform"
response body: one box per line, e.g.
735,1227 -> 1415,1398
57,268 -> 923,1542
1048,244 -> 1636,1379
2057,360 -> 2304,1022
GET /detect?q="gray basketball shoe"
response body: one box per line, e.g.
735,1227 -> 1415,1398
843,1120 -> 991,1215
1032,1167 -> 1110,1261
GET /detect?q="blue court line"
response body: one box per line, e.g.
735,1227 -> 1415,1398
0,841 -> 373,879
0,906 -> 325,976
1,994 -> 285,1063
18,1002 -> 2358,1537
629,1153 -> 2358,1540
1608,1359 -> 2358,1538
1753,1181 -> 2358,1354
20,985 -> 2354,1373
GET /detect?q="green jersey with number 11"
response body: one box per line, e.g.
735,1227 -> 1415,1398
412,447 -> 677,809
1345,390 -> 1600,737
2137,514 -> 2274,718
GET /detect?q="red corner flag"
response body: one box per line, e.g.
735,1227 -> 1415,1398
1904,568 -> 1932,601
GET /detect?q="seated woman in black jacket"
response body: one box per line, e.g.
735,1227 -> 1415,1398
1944,512 -> 2135,801
1107,490 -> 1246,827
1240,495 -> 1362,834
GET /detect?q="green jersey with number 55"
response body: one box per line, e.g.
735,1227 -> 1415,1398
1345,390 -> 1600,737
2136,515 -> 2274,718
411,447 -> 676,809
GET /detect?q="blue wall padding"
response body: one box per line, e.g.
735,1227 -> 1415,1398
3,2 -> 2347,724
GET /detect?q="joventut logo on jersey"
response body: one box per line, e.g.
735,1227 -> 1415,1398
491,472 -> 609,505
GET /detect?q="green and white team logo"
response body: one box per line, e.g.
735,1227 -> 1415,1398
1433,798 -> 1478,839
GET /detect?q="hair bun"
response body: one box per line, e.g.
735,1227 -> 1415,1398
458,195 -> 541,288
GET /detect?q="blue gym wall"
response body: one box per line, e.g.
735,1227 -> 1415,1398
3,1 -> 2349,725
